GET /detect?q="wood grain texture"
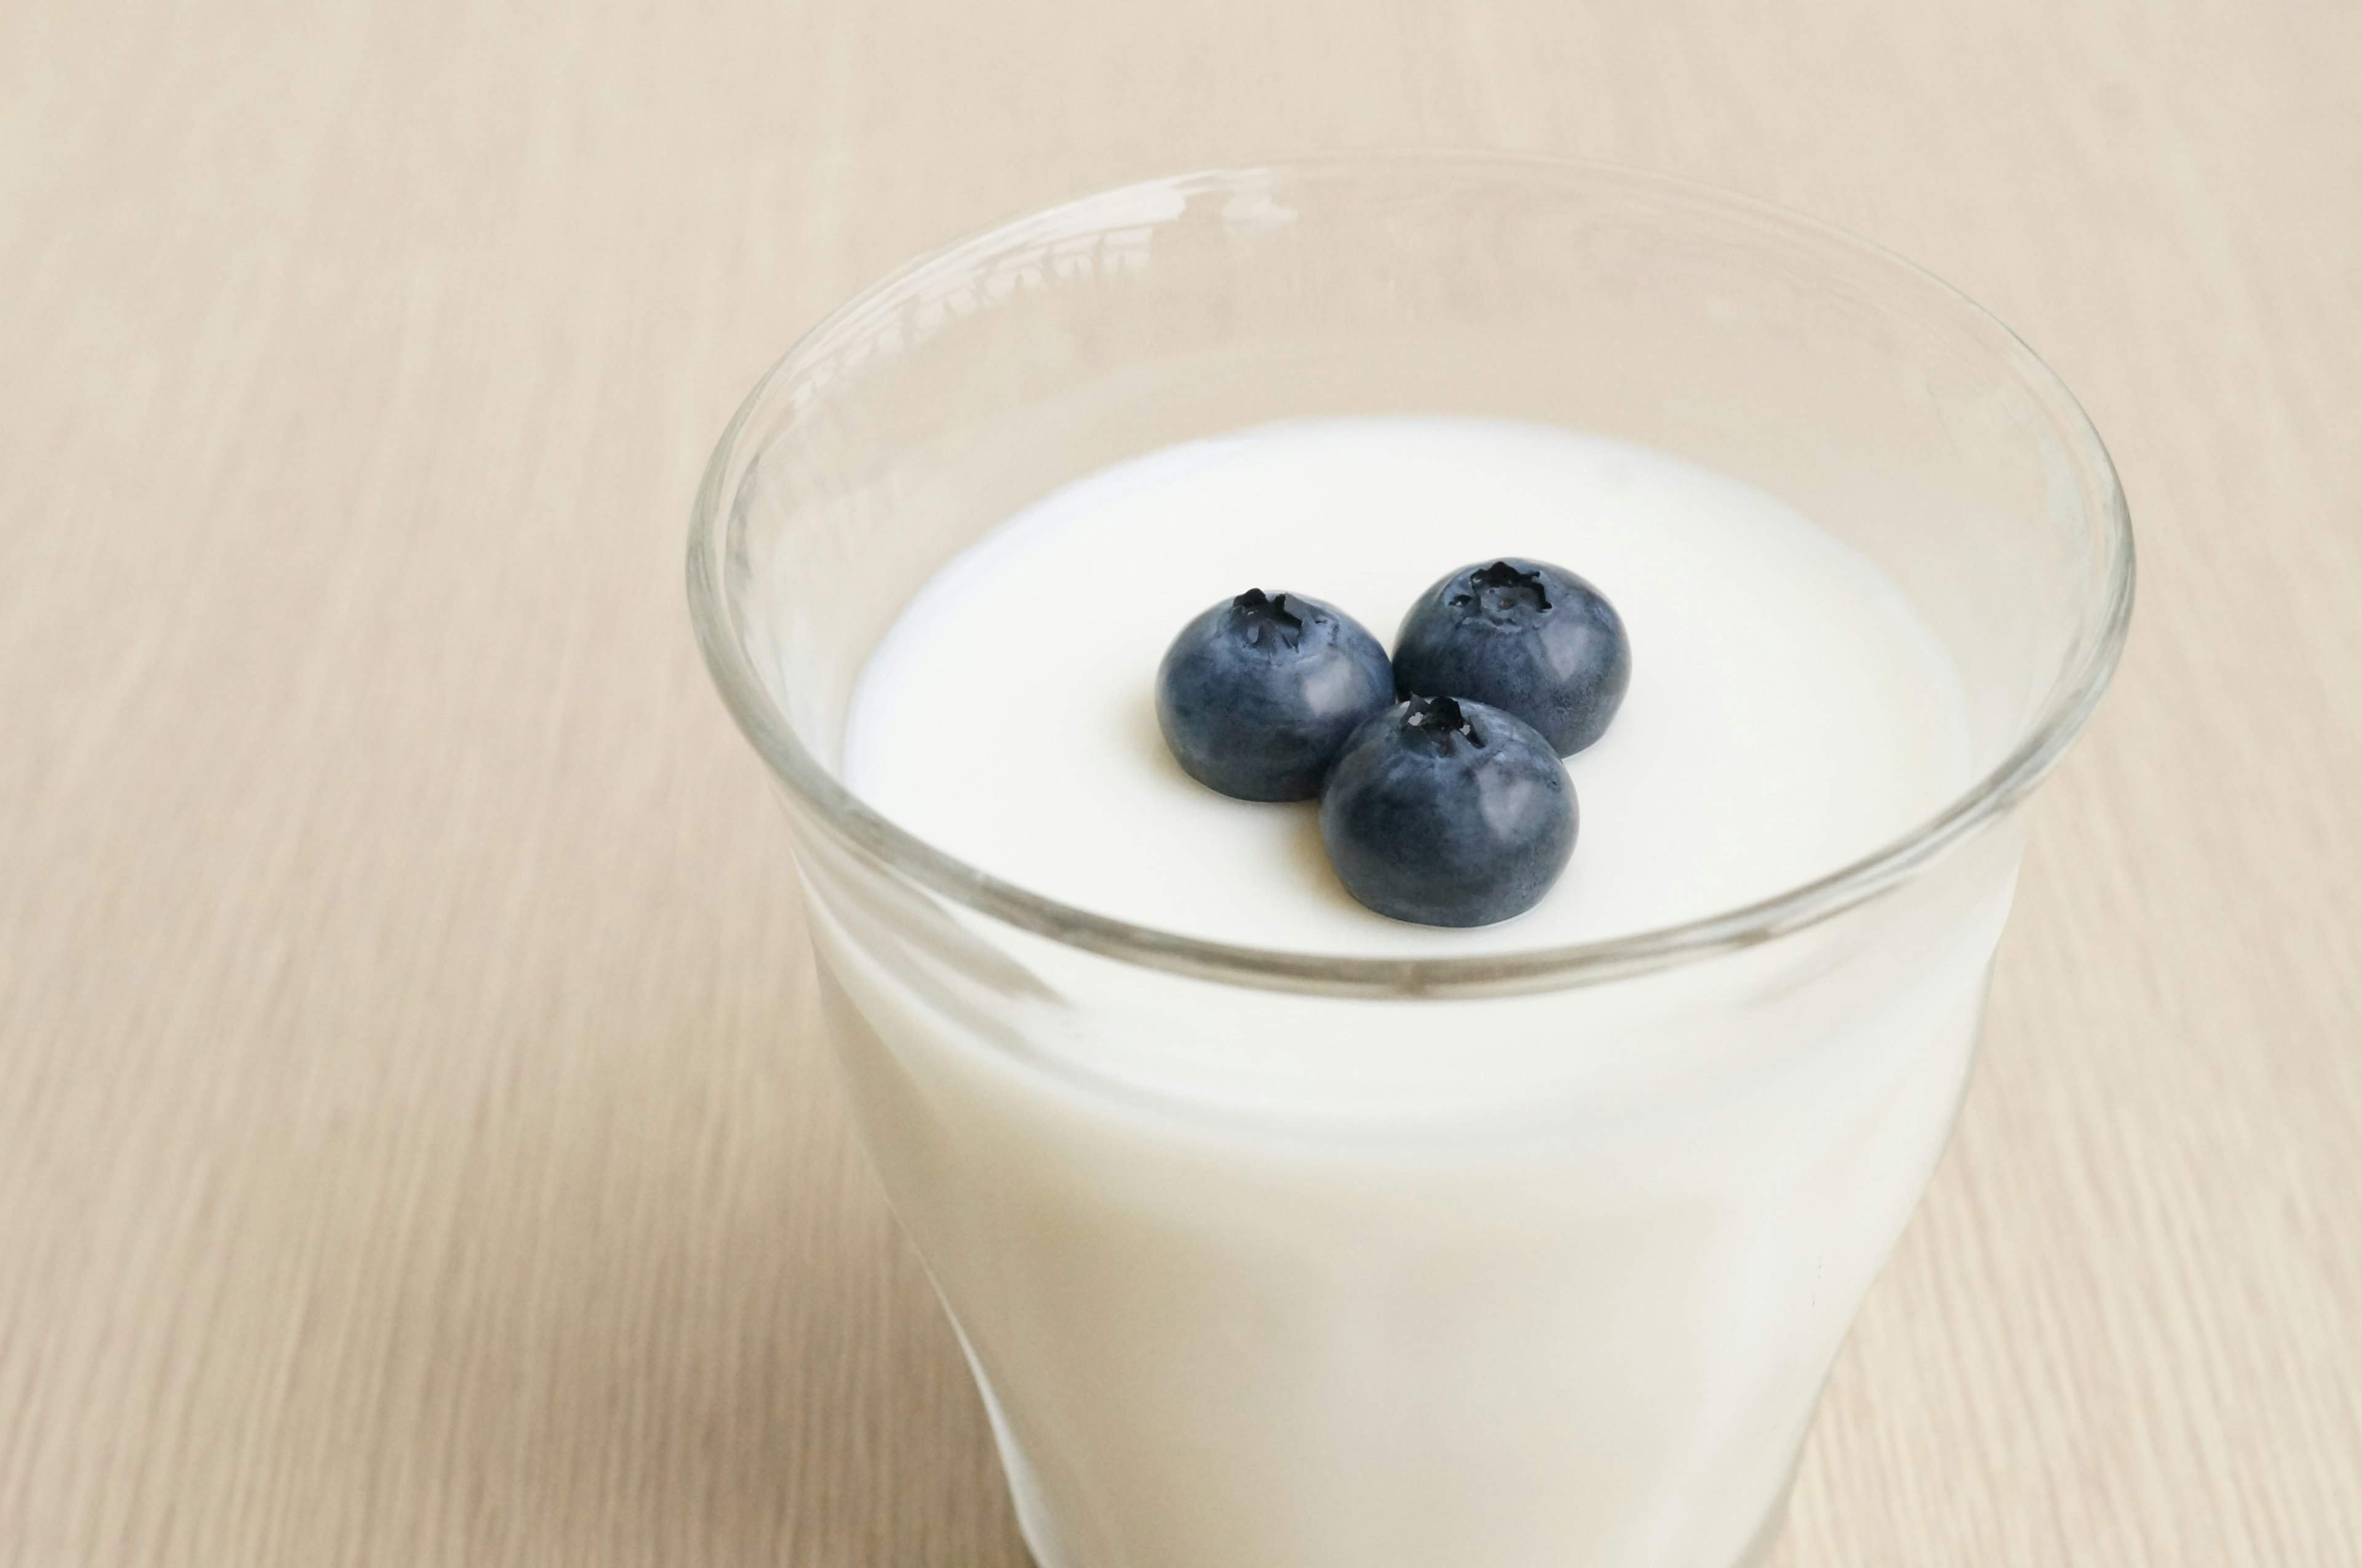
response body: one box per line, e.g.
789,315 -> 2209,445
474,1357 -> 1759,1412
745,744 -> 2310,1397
3,1 -> 2357,1562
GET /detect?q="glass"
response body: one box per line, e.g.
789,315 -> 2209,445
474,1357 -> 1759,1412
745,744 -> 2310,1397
688,156 -> 2131,1568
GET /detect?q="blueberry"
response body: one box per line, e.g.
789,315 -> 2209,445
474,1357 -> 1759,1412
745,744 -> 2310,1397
1393,559 -> 1631,755
1319,695 -> 1577,926
1156,589 -> 1395,802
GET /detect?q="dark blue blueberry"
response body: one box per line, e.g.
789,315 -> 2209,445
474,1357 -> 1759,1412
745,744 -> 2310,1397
1393,559 -> 1631,755
1156,589 -> 1395,802
1318,695 -> 1577,927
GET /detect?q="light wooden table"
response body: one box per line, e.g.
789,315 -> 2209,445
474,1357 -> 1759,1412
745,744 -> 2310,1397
4,1 -> 2358,1562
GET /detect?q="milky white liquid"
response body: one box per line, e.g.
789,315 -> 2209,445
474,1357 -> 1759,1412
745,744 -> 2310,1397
816,419 -> 2016,1568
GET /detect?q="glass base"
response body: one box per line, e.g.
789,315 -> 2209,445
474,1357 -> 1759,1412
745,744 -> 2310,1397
1005,1468 -> 1799,1568
986,1365 -> 1811,1568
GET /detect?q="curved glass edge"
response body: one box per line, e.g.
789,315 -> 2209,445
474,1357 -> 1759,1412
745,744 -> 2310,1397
686,153 -> 2136,1001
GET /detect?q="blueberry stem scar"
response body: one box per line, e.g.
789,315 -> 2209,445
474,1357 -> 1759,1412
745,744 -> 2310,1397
1449,561 -> 1552,613
1233,588 -> 1305,649
1404,694 -> 1483,750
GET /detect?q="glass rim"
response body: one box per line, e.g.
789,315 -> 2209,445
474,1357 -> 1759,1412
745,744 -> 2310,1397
688,151 -> 2135,1000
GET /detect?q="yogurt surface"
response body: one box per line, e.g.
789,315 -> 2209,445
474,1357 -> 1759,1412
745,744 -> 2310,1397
845,416 -> 1973,952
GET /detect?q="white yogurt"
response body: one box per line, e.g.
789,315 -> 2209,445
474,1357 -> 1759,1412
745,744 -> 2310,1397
814,418 -> 2011,1568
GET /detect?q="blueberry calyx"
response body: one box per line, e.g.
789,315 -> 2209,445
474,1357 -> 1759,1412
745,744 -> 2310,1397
1401,693 -> 1481,754
1451,560 -> 1551,615
1231,588 -> 1305,648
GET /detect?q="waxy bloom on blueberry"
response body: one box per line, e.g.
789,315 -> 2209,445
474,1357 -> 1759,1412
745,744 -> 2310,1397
1394,559 -> 1630,755
1319,694 -> 1577,927
1156,589 -> 1394,802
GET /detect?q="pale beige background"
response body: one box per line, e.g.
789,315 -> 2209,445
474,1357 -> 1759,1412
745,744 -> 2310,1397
4,1 -> 2358,1563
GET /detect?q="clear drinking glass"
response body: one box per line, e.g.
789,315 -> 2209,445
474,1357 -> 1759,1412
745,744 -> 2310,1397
688,156 -> 2132,1568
